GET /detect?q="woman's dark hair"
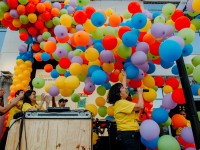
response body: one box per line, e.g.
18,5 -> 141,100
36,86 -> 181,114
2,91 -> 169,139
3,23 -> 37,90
15,89 -> 24,97
23,90 -> 36,104
107,83 -> 123,104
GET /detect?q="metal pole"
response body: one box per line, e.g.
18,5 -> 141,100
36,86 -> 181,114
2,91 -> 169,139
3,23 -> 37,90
176,56 -> 200,149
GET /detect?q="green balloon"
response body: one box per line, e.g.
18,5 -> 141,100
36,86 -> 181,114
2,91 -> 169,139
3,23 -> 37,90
158,135 -> 180,150
123,11 -> 132,19
18,0 -> 28,5
20,15 -> 29,24
161,117 -> 171,126
91,27 -> 103,40
97,86 -> 106,96
71,93 -> 80,102
76,0 -> 90,6
162,3 -> 176,17
32,77 -> 45,89
0,1 -> 9,12
153,86 -> 158,91
60,9 -> 68,15
72,17 -> 78,26
98,106 -> 107,117
185,64 -> 194,75
117,44 -> 132,59
19,28 -> 27,34
0,10 -> 4,20
154,15 -> 165,23
57,43 -> 72,52
42,32 -> 51,40
147,52 -> 160,60
56,65 -> 66,74
52,53 -> 60,61
73,49 -> 83,56
191,55 -> 200,67
103,26 -> 115,36
52,17 -> 60,26
193,64 -> 200,83
188,11 -> 200,17
191,19 -> 200,30
178,28 -> 195,44
45,20 -> 53,28
77,74 -> 87,82
40,41 -> 45,50
197,111 -> 200,121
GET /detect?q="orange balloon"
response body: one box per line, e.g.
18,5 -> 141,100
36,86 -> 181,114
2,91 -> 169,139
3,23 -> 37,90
51,8 -> 60,17
172,114 -> 187,127
4,12 -> 13,22
143,33 -> 156,45
34,52 -> 42,62
74,31 -> 90,46
44,41 -> 56,54
44,64 -> 53,73
36,3 -> 46,13
109,14 -> 121,27
70,34 -> 77,48
56,34 -> 69,43
32,43 -> 41,52
17,5 -> 26,15
43,1 -> 52,11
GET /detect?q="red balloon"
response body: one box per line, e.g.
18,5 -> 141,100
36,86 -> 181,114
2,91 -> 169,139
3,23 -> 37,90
7,0 -> 18,9
59,58 -> 71,69
74,10 -> 87,24
26,3 -> 36,13
172,88 -> 186,104
102,34 -> 117,50
144,101 -> 153,109
175,16 -> 190,31
114,51 -> 126,62
83,88 -> 92,95
138,32 -> 146,42
177,135 -> 188,146
19,32 -> 29,41
171,9 -> 184,22
154,76 -> 165,87
80,53 -> 89,64
128,80 -> 142,88
35,20 -> 44,29
118,26 -> 131,39
42,11 -> 52,21
84,6 -> 95,19
149,42 -> 161,56
28,27 -> 38,36
114,62 -> 123,70
152,57 -> 161,65
1,19 -> 10,28
32,43 -> 41,52
44,64 -> 53,73
166,77 -> 179,90
128,1 -> 142,15
109,70 -> 120,82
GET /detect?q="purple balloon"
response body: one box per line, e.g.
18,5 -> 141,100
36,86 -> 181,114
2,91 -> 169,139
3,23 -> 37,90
48,37 -> 56,43
186,0 -> 194,12
143,10 -> 153,20
10,9 -> 19,18
136,42 -> 149,54
131,51 -> 147,65
185,148 -> 196,150
162,94 -> 177,110
54,25 -> 68,38
18,44 -> 27,53
136,62 -> 149,73
151,23 -> 166,38
134,69 -> 144,81
76,24 -> 84,31
55,47 -> 67,58
52,2 -> 61,9
71,56 -> 83,64
168,36 -> 185,49
67,6 -> 75,14
84,82 -> 95,93
69,0 -> 77,8
87,36 -> 94,47
68,51 -> 74,60
100,50 -> 115,63
84,77 -> 92,83
48,86 -> 60,96
37,35 -> 43,43
163,25 -> 174,38
140,119 -> 160,141
181,127 -> 195,144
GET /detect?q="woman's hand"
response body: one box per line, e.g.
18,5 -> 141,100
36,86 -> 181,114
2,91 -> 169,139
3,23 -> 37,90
137,88 -> 143,94
121,69 -> 126,76
41,93 -> 46,101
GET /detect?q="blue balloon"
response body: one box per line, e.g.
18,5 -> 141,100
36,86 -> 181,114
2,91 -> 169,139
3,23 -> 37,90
160,59 -> 174,69
131,28 -> 140,37
91,12 -> 106,27
131,13 -> 147,29
50,69 -> 59,78
159,40 -> 182,62
152,108 -> 169,124
182,44 -> 193,57
94,43 -> 104,53
126,64 -> 139,79
171,65 -> 179,75
91,70 -> 107,85
125,20 -> 134,28
21,55 -> 29,61
76,6 -> 83,10
147,62 -> 156,74
102,82 -> 111,90
25,35 -> 33,44
106,116 -> 115,121
88,65 -> 101,77
123,62 -> 132,70
141,136 -> 159,149
76,46 -> 86,52
191,84 -> 200,96
26,51 -> 33,58
64,71 -> 71,77
41,52 -> 50,61
122,31 -> 138,47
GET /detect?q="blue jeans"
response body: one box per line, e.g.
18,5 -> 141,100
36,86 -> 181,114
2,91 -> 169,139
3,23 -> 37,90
116,131 -> 140,150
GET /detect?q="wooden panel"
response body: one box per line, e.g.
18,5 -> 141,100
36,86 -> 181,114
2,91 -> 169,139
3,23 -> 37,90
6,119 -> 92,150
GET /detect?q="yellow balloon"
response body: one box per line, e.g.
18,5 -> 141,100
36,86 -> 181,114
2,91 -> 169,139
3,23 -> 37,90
88,59 -> 101,67
64,0 -> 70,4
85,104 -> 98,117
83,19 -> 96,33
190,24 -> 196,32
80,64 -> 88,75
192,0 -> 200,12
143,88 -> 157,102
16,59 -> 24,66
69,63 -> 82,75
19,64 -> 27,70
23,70 -> 31,76
95,96 -> 106,107
105,8 -> 114,17
14,69 -> 22,75
10,85 -> 16,91
60,88 -> 73,97
45,83 -> 54,93
102,63 -> 114,73
92,132 -> 99,145
163,85 -> 173,94
143,75 -> 155,88
107,106 -> 114,116
166,20 -> 175,28
69,27 -> 76,34
28,13 -> 37,23
140,19 -> 152,32
65,75 -> 80,90
12,19 -> 21,28
55,76 -> 67,89
85,47 -> 99,61
60,14 -> 72,27
25,60 -> 32,67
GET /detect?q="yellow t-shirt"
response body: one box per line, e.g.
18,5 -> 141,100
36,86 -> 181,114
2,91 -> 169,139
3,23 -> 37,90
6,100 -> 23,127
114,99 -> 139,131
22,103 -> 44,112
176,120 -> 191,135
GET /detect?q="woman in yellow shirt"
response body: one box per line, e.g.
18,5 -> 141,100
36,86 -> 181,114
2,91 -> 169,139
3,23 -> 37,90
107,70 -> 144,150
22,90 -> 50,112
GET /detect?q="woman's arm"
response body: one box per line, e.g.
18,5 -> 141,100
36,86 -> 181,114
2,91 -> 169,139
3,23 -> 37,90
36,93 -> 45,110
121,69 -> 127,88
133,88 -> 144,111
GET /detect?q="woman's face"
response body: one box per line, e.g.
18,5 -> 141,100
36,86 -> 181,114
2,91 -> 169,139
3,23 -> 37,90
29,92 -> 36,102
120,86 -> 128,99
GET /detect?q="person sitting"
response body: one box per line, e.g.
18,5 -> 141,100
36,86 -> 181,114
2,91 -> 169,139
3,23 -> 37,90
58,98 -> 68,107
22,90 -> 50,112
0,88 -> 5,107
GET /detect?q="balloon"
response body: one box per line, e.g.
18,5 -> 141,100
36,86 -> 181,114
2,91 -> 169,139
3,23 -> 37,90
54,25 -> 68,38
71,93 -> 80,102
162,94 -> 177,110
100,50 -> 115,63
152,108 -> 169,124
172,114 -> 187,127
85,104 -> 97,117
143,75 -> 155,88
141,136 -> 159,149
143,88 -> 157,102
122,31 -> 138,47
162,3 -> 176,17
85,47 -> 99,61
65,76 -> 80,90
128,1 -> 142,14
95,96 -> 106,107
32,77 -> 45,89
178,28 -> 195,44
117,44 -> 132,59
91,12 -> 105,27
48,86 -> 60,96
91,70 -> 107,85
151,23 -> 166,38
193,64 -> 200,83
102,34 -> 117,50
131,13 -> 147,29
154,76 -> 165,87
74,10 -> 87,24
131,51 -> 147,65
84,82 -> 95,93
109,14 -> 121,27
55,76 -> 67,89
44,64 -> 53,73
191,55 -> 200,67
107,106 -> 114,116
172,88 -> 186,104
97,85 -> 106,96
98,106 -> 107,117
166,77 -> 179,90
185,64 -> 194,75
181,127 -> 195,144
158,135 -> 180,150
175,16 -> 191,31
